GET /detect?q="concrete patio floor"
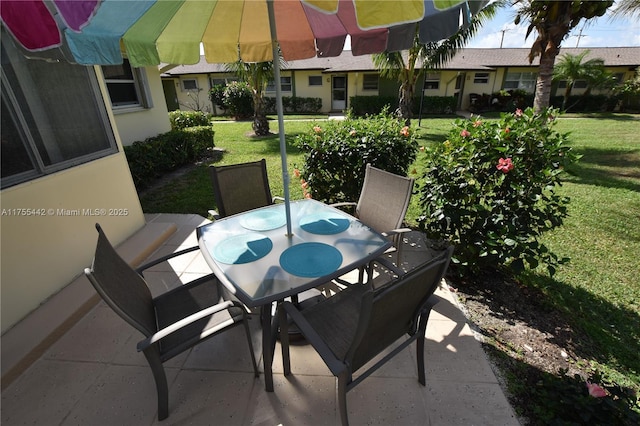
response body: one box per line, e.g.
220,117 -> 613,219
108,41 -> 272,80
1,214 -> 519,426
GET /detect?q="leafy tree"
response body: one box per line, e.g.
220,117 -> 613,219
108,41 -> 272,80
609,0 -> 640,19
225,61 -> 277,136
553,50 -> 614,111
513,0 -> 613,113
372,0 -> 504,125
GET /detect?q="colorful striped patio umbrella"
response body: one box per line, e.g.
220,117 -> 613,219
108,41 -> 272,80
2,0 -> 488,236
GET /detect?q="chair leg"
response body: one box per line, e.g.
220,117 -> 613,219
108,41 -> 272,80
279,307 -> 291,376
417,304 -> 436,386
242,315 -> 260,378
143,346 -> 169,421
337,373 -> 350,426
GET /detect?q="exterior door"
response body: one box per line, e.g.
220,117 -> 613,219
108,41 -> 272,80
162,79 -> 179,111
331,75 -> 347,111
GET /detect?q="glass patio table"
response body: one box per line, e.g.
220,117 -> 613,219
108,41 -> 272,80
197,198 -> 391,391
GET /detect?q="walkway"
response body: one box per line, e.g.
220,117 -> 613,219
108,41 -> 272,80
1,214 -> 518,425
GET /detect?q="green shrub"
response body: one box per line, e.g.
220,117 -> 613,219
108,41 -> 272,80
414,96 -> 458,115
222,81 -> 253,120
264,96 -> 322,114
209,84 -> 226,112
522,369 -> 639,425
124,126 -> 215,190
350,95 -> 457,116
349,96 -> 397,116
293,109 -> 419,203
417,107 -> 579,276
168,110 -> 211,130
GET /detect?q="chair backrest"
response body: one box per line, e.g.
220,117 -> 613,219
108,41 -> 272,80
84,224 -> 157,338
209,159 -> 273,217
348,245 -> 454,371
356,164 -> 414,235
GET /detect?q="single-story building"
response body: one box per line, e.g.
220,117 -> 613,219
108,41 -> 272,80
0,31 -> 173,382
161,47 -> 640,114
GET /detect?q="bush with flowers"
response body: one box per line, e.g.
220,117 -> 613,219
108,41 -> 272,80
417,107 -> 579,276
522,368 -> 639,424
293,108 -> 419,204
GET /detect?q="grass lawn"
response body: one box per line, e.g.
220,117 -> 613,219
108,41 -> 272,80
139,113 -> 640,406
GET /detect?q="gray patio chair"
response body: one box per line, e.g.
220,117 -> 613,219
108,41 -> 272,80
84,224 -> 259,421
332,164 -> 415,281
278,245 -> 454,426
208,158 -> 282,219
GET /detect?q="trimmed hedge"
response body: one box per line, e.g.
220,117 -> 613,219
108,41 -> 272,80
124,126 -> 215,190
264,96 -> 322,114
169,110 -> 211,130
349,95 -> 457,116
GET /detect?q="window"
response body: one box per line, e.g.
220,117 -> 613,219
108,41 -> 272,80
1,36 -> 117,189
181,78 -> 198,91
308,75 -> 323,86
474,72 -> 489,84
210,77 -> 237,87
102,58 -> 152,110
424,72 -> 440,90
503,72 -> 536,91
362,74 -> 378,90
266,76 -> 292,92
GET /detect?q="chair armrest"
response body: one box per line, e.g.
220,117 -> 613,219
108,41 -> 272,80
135,245 -> 200,274
381,227 -> 412,238
329,202 -> 356,209
136,300 -> 242,352
279,301 -> 348,376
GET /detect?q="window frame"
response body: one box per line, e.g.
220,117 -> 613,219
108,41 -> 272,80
1,44 -> 118,189
308,75 -> 323,86
181,78 -> 199,91
266,76 -> 292,93
362,74 -> 379,91
474,72 -> 490,84
102,59 -> 153,112
503,72 -> 537,91
423,72 -> 441,90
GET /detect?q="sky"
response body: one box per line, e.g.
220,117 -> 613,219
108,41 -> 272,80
466,1 -> 640,48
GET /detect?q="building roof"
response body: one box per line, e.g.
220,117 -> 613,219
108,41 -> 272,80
161,47 -> 640,77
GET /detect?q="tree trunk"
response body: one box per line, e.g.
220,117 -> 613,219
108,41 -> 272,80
396,81 -> 415,126
533,44 -> 559,113
252,93 -> 270,136
562,82 -> 573,111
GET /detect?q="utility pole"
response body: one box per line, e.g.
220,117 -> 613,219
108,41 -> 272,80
575,27 -> 584,47
499,29 -> 507,48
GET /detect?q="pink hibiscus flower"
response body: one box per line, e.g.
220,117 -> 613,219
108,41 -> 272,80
586,382 -> 607,398
496,157 -> 514,173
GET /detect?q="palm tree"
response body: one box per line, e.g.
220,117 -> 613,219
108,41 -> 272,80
513,0 -> 613,113
553,50 -> 613,111
609,0 -> 640,19
225,61 -> 275,136
372,0 -> 505,125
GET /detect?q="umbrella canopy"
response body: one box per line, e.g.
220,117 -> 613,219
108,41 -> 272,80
2,0 -> 488,236
2,0 -> 488,66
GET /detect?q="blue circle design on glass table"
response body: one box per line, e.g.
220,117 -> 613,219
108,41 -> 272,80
239,209 -> 287,231
299,212 -> 350,235
213,233 -> 273,264
279,242 -> 343,278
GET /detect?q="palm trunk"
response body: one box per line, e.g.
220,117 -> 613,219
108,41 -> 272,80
533,43 -> 559,113
396,81 -> 415,126
252,91 -> 270,136
562,82 -> 573,111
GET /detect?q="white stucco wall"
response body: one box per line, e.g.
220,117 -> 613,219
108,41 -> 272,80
0,66 -> 146,333
112,66 -> 172,146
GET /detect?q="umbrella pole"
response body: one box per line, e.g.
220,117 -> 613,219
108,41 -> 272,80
267,0 -> 292,237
